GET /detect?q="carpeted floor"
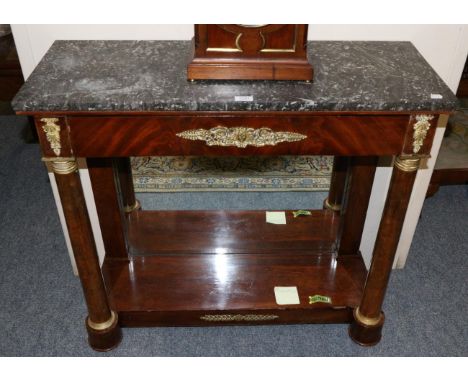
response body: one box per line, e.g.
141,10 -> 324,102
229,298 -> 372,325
0,116 -> 467,356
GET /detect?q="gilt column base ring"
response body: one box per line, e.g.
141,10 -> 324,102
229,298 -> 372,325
348,307 -> 385,346
85,310 -> 122,352
323,197 -> 341,212
124,199 -> 141,213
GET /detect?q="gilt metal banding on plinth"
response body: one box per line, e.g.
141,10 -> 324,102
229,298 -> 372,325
200,314 -> 279,322
176,126 -> 307,148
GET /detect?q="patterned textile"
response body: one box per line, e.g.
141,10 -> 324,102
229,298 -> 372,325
132,156 -> 332,192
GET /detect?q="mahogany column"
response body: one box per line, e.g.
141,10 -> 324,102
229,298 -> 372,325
324,156 -> 349,212
51,158 -> 121,351
337,156 -> 377,256
87,158 -> 128,259
349,155 -> 420,345
115,157 -> 140,213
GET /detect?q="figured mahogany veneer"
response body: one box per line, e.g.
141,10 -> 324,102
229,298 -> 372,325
66,113 -> 409,157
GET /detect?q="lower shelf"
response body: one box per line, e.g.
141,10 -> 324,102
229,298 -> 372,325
102,208 -> 366,326
103,253 -> 367,327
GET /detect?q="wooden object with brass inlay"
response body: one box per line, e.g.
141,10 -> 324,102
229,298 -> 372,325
349,155 -> 421,346
187,24 -> 313,81
49,158 -> 122,351
13,40 -> 457,351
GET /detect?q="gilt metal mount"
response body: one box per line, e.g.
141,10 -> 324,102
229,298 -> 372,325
200,314 -> 279,322
412,115 -> 434,154
40,118 -> 62,156
176,126 -> 307,148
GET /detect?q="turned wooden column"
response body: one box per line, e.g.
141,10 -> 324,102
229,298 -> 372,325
50,158 -> 122,351
349,155 -> 420,346
87,158 -> 129,259
115,157 -> 140,213
324,156 -> 349,212
338,156 -> 377,256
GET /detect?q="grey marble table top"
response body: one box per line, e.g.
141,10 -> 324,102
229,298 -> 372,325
12,40 -> 457,113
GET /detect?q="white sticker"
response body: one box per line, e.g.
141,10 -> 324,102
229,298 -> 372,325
235,95 -> 253,102
274,287 -> 300,305
266,211 -> 286,225
431,94 -> 443,99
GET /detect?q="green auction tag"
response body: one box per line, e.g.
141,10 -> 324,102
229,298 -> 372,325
292,210 -> 312,218
308,295 -> 332,304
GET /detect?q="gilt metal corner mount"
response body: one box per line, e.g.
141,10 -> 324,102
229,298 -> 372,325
40,118 -> 61,156
412,115 -> 434,154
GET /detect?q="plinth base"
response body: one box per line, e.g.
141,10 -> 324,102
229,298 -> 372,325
348,308 -> 385,346
86,312 -> 122,352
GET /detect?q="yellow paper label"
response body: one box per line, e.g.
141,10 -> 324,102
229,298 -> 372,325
266,211 -> 286,225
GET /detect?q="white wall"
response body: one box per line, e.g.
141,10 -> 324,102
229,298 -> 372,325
312,25 -> 467,92
12,25 -> 193,78
12,24 -> 468,271
13,24 -> 467,91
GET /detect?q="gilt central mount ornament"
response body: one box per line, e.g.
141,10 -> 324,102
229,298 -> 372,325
176,126 -> 307,148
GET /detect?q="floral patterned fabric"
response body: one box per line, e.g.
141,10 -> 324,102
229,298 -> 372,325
132,156 -> 332,192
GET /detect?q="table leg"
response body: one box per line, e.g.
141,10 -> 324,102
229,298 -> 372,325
324,156 -> 349,212
115,157 -> 140,213
87,158 -> 129,260
349,155 -> 420,346
337,156 -> 377,256
51,158 -> 122,351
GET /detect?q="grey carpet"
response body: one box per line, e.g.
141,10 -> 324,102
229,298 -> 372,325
0,116 -> 467,356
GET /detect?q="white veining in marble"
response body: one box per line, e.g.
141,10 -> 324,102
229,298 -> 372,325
12,40 -> 458,113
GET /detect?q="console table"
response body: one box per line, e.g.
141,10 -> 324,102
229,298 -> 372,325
12,40 -> 457,351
